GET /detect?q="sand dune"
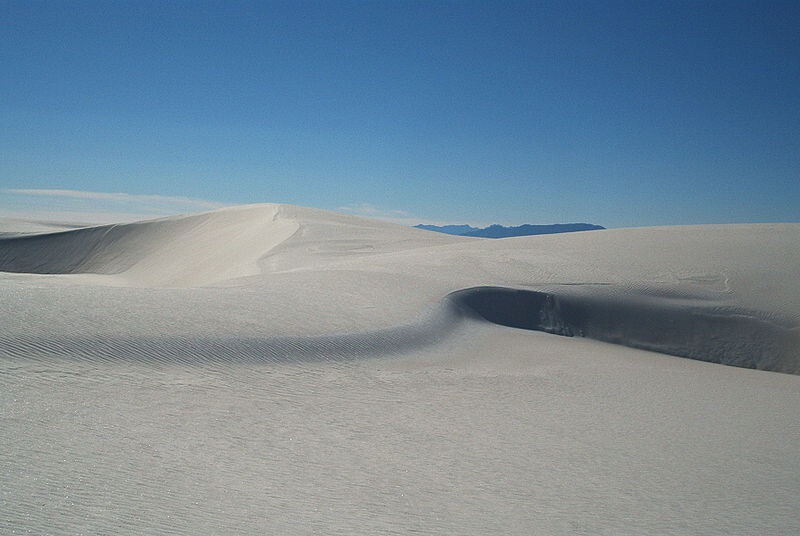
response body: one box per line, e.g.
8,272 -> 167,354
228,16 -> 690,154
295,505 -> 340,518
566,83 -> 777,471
0,204 -> 301,286
2,204 -> 799,534
2,204 -> 797,372
1,282 -> 796,374
452,285 -> 800,374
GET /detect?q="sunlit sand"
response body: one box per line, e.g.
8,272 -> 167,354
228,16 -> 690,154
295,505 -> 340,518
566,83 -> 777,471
2,204 -> 798,534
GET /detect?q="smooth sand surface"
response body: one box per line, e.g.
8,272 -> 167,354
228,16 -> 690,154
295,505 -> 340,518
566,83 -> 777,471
1,204 -> 799,534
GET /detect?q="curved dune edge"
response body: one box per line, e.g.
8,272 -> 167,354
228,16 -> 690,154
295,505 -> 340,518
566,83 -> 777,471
0,204 -> 300,287
450,286 -> 800,375
1,205 -> 796,372
1,285 -> 796,374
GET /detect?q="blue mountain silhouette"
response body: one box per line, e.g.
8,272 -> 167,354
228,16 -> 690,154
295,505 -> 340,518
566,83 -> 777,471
415,222 -> 604,238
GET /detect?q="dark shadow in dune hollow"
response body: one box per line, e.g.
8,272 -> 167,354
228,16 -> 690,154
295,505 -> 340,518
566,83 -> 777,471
449,286 -> 799,375
0,279 -> 796,374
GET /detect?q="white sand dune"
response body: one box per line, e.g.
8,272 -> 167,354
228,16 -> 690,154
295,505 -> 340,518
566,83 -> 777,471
1,204 -> 799,534
0,204 -> 300,286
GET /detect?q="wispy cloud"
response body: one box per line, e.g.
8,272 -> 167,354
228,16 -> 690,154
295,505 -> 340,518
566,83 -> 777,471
6,189 -> 225,209
1,188 -> 228,224
338,203 -> 411,219
336,203 -> 456,226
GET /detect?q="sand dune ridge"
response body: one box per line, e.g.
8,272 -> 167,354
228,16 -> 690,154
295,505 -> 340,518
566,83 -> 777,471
0,204 -> 299,286
1,204 -> 798,374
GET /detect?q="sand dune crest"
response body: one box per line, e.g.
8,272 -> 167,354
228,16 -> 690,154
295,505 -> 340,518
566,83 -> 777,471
0,204 -> 299,286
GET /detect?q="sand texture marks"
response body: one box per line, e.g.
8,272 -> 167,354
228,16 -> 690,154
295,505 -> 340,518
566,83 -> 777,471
2,205 -> 797,372
2,204 -> 800,535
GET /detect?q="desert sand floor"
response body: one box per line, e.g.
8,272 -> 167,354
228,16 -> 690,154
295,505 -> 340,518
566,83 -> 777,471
1,204 -> 799,534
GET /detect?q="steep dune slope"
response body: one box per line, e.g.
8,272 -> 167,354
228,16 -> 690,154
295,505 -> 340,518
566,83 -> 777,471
0,203 -> 465,287
0,204 -> 299,286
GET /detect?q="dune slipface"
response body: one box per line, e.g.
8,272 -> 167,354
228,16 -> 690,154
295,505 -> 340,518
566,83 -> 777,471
450,285 -> 800,374
1,204 -> 799,535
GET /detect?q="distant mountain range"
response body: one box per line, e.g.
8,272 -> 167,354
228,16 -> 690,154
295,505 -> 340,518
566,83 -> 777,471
415,222 -> 605,238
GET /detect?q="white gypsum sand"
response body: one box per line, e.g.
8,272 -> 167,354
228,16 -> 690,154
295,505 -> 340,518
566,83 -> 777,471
1,203 -> 798,534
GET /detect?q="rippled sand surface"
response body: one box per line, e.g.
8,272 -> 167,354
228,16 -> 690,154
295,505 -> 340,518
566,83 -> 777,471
2,204 -> 799,534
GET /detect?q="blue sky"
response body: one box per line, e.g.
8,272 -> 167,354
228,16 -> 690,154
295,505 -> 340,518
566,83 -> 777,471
2,0 -> 798,227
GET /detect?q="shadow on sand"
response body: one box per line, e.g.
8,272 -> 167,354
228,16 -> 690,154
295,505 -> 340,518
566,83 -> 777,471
449,286 -> 799,375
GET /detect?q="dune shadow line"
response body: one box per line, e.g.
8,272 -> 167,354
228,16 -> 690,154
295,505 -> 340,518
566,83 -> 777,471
2,284 -> 797,375
448,286 -> 799,375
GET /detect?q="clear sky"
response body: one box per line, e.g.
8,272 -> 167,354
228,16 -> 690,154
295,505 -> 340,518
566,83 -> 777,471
2,0 -> 799,227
